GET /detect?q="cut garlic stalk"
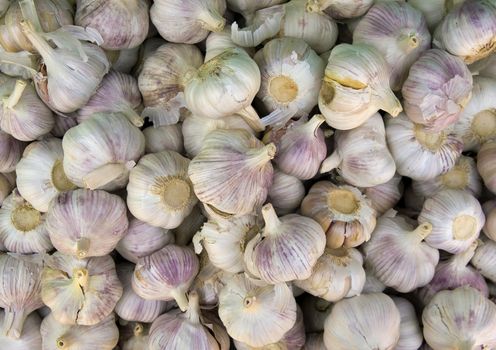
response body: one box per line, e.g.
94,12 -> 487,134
267,170 -> 305,215
143,124 -> 184,154
477,140 -> 496,194
0,310 -> 41,349
120,322 -> 150,350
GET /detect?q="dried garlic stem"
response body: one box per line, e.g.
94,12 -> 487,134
2,308 -> 28,339
262,203 -> 281,235
83,162 -> 132,190
171,289 -> 189,312
453,215 -> 478,240
411,222 -> 432,241
197,8 -> 226,32
76,237 -> 91,259
5,80 -> 27,109
320,151 -> 341,173
185,291 -> 201,324
236,105 -> 265,132
121,107 -> 144,128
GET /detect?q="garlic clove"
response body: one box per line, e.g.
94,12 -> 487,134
391,297 -> 423,350
477,140 -> 496,194
143,123 -> 184,154
482,200 -> 496,241
267,170 -> 305,215
0,130 -> 25,173
0,310 -> 41,349
472,238 -> 496,283
307,0 -> 374,20
363,173 -> 403,215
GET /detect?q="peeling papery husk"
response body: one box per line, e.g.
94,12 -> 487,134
363,173 -> 403,215
0,130 -> 25,172
307,0 -> 373,20
191,253 -> 231,306
422,287 -> 496,350
299,295 -> 332,333
143,124 -> 184,154
204,26 -> 256,62
226,0 -> 286,19
477,140 -> 496,194
0,310 -> 41,349
391,297 -> 423,350
482,200 -> 496,241
472,238 -> 496,283
267,170 -> 305,215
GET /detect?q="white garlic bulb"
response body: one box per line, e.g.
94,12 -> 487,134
0,173 -> 14,206
385,112 -> 463,181
483,200 -> 496,241
402,49 -> 473,131
244,203 -> 326,283
0,130 -> 24,172
16,137 -> 76,212
301,181 -> 377,249
151,0 -> 226,44
294,247 -> 365,302
143,124 -> 184,154
391,297 -> 423,350
472,238 -> 496,283
422,286 -> 496,350
363,215 -> 439,293
323,293 -> 401,350
46,189 -> 128,258
0,190 -> 52,253
0,310 -> 41,349
408,0 -> 464,30
363,173 -> 403,215
307,0 -> 374,20
204,27 -> 255,62
218,273 -> 297,348
189,129 -> 275,217
478,140 -> 496,194
418,189 -> 485,254
41,252 -> 123,326
318,43 -> 402,130
267,170 -> 305,215
127,150 -> 198,229
321,113 -> 396,187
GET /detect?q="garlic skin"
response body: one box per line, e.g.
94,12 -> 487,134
323,293 -> 401,350
191,253 -> 230,306
75,70 -> 143,127
423,286 -> 496,350
127,150 -> 198,229
244,203 -> 326,284
472,238 -> 496,283
267,170 -> 305,215
205,27 -> 256,62
0,130 -> 24,172
218,273 -> 297,348
385,112 -> 463,181
193,214 -> 259,274
0,173 -> 14,206
321,113 -> 396,187
478,140 -> 496,194
418,189 -> 484,254
46,189 -> 128,258
391,297 -> 423,350
363,173 -> 403,215
226,0 -> 286,19
254,38 -> 325,127
483,200 -> 496,241
318,44 -> 402,130
408,0 -> 464,30
353,2 -> 431,91
143,124 -> 184,154
75,0 -> 149,50
189,129 -> 275,217
50,115 -> 77,138
0,190 -> 52,253
63,113 -> 145,191
41,312 -> 119,350
307,0 -> 373,20
301,181 -> 377,249
138,43 -> 203,126
0,253 -> 43,339
132,245 -> 199,312
363,216 -> 439,293
0,310 -> 41,349
294,247 -> 365,302
16,137 -> 76,212
433,0 -> 496,65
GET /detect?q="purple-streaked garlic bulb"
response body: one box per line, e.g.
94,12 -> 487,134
363,173 -> 403,215
482,200 -> 496,241
244,203 -> 326,284
267,170 -> 305,215
478,140 -> 496,194
132,245 -> 199,311
41,252 -> 123,326
402,49 -> 473,131
46,189 -> 128,259
148,291 -> 230,350
472,238 -> 496,283
0,310 -> 41,349
392,297 -> 423,350
143,124 -> 184,154
307,0 -> 373,20
0,130 -> 24,172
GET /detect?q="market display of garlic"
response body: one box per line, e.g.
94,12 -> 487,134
0,129 -> 24,172
483,200 -> 496,240
143,124 -> 184,154
392,297 -> 423,350
0,310 -> 41,349
267,170 -> 305,215
478,140 -> 496,194
307,0 -> 374,20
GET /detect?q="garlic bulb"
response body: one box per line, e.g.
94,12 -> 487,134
0,173 -> 14,206
472,238 -> 496,283
352,2 -> 431,90
173,205 -> 206,246
0,310 -> 41,349
132,245 -> 199,311
63,113 -> 145,191
189,129 -> 275,217
254,38 -> 325,127
391,297 -> 423,350
46,189 -> 128,258
120,323 -> 149,350
0,130 -> 24,172
478,140 -> 496,194
143,124 -> 184,154
16,137 -> 76,212
483,200 -> 496,240
307,0 -> 374,20
75,0 -> 149,50
0,253 -> 43,339
191,253 -> 229,306
318,43 -> 402,130
363,173 -> 403,215
226,0 -> 286,19
75,70 -> 143,127
301,181 -> 377,249
116,217 -> 175,264
422,286 -> 496,350
433,0 -> 496,64
127,150 -> 197,229
300,295 -> 332,333
408,0 -> 464,30
362,264 -> 386,294
50,114 -> 77,138
418,189 -> 484,254
41,312 -> 119,350
0,79 -> 54,141
193,214 -> 259,273
294,247 -> 365,302
244,203 -> 326,283
267,170 -> 305,215
402,49 -> 473,131
0,190 -> 52,253
218,273 -> 297,348
41,252 -> 122,325
385,112 -> 463,181
321,113 -> 396,187
323,293 -> 401,350
115,263 -> 167,323
364,215 -> 439,293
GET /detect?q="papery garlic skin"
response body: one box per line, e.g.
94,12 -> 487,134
127,150 -> 197,229
391,297 -> 423,350
46,189 -> 128,258
303,333 -> 325,350
0,310 -> 41,349
218,273 -> 297,348
267,170 -> 305,215
191,253 -> 230,306
16,137 -> 76,212
472,238 -> 496,283
143,124 -> 184,154
385,112 -> 463,181
478,141 -> 496,194
323,293 -> 401,350
308,0 -> 373,20
0,130 -> 24,172
418,189 -> 484,254
423,287 -> 496,350
353,2 -> 430,91
205,27 -> 255,62
483,200 -> 496,241
63,113 -> 145,191
227,0 -> 286,19
318,43 -> 402,130
363,173 -> 403,215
